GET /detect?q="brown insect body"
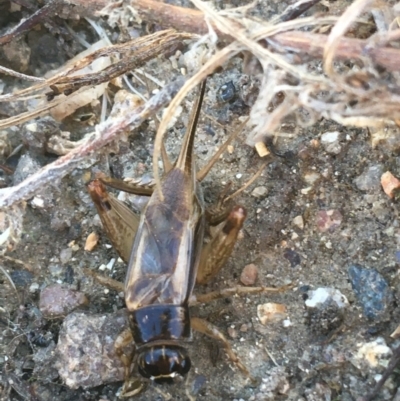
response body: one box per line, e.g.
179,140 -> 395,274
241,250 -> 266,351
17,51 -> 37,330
125,82 -> 206,380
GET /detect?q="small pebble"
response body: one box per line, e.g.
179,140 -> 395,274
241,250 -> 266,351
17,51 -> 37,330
305,287 -> 349,309
381,171 -> 400,199
29,282 -> 40,293
251,186 -> 268,198
303,172 -> 320,185
355,337 -> 392,368
31,197 -> 45,208
292,215 -> 304,230
354,165 -> 383,191
10,270 -> 33,288
305,287 -> 347,336
106,258 -> 116,271
316,210 -> 342,233
283,248 -> 301,267
84,232 -> 99,251
227,327 -> 238,338
39,284 -> 88,318
240,323 -> 248,332
60,248 -> 73,264
301,187 -> 312,195
321,131 -> 341,154
240,264 -> 258,285
348,264 -> 393,321
257,303 -> 287,325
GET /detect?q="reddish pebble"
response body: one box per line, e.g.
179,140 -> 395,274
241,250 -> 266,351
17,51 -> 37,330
381,171 -> 400,199
240,264 -> 258,286
39,284 -> 89,318
316,210 -> 342,233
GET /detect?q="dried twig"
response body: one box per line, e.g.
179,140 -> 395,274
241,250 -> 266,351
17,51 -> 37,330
0,0 -> 65,45
0,77 -> 185,209
0,30 -> 192,129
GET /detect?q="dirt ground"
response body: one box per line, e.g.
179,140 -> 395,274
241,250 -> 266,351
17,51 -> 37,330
1,0 -> 400,400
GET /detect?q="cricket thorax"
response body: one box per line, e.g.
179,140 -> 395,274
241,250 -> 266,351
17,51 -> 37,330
128,305 -> 191,345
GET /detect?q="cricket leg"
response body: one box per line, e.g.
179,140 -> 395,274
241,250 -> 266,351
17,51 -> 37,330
98,175 -> 154,196
115,330 -> 144,397
82,268 -> 124,292
190,284 -> 291,305
98,139 -> 172,195
88,179 -> 139,262
191,317 -> 254,380
196,205 -> 247,285
196,119 -> 247,182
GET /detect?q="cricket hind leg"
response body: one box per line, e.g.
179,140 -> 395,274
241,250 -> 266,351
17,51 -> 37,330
98,139 -> 172,195
88,179 -> 139,262
114,329 -> 145,397
196,118 -> 247,182
191,317 -> 255,382
196,155 -> 270,285
196,205 -> 247,285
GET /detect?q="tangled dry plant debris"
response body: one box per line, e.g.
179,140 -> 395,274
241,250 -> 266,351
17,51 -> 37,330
0,0 -> 398,211
148,0 -> 400,197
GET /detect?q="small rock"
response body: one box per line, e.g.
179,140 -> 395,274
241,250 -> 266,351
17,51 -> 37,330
60,248 -> 73,264
31,196 -> 45,208
283,248 -> 301,267
321,131 -> 341,154
354,165 -> 384,191
190,375 -> 207,396
305,287 -> 348,336
251,186 -> 268,198
303,172 -> 321,186
354,337 -> 392,368
10,270 -> 33,288
56,310 -> 130,389
381,171 -> 400,199
227,326 -> 238,338
32,341 -> 59,382
292,215 -> 304,230
240,264 -> 258,285
12,154 -> 41,186
258,367 -> 290,399
316,209 -> 342,232
2,37 -> 31,72
39,284 -> 89,318
257,303 -> 287,325
239,323 -> 248,332
22,116 -> 60,155
348,264 -> 393,321
304,382 -> 332,401
29,282 -> 40,293
305,287 -> 349,309
84,232 -> 99,251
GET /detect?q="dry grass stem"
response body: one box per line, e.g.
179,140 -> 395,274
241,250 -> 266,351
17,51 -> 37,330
0,77 -> 185,210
